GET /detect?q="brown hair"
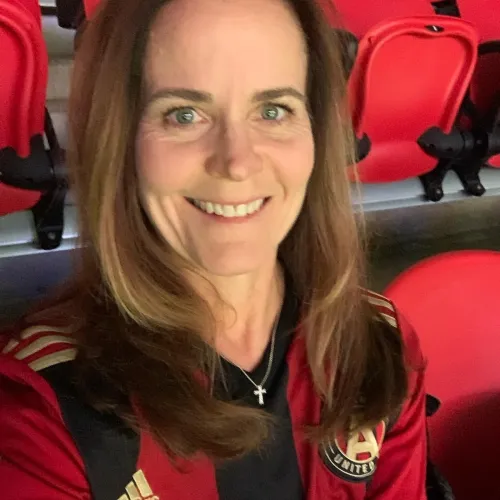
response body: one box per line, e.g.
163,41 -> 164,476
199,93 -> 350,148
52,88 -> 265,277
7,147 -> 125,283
26,0 -> 408,460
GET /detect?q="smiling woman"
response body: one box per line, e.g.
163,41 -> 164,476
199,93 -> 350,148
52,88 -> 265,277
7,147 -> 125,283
136,7 -> 314,276
0,0 -> 427,499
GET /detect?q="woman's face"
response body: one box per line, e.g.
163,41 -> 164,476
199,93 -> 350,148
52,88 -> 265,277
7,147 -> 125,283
136,0 -> 315,277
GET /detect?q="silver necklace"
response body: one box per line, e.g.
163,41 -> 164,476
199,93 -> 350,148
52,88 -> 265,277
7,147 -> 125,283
223,315 -> 279,406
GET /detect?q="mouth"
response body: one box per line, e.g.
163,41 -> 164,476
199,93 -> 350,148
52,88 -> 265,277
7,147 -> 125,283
185,197 -> 270,219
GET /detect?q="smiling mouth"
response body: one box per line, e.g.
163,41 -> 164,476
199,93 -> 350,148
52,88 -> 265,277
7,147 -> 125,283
186,197 -> 270,218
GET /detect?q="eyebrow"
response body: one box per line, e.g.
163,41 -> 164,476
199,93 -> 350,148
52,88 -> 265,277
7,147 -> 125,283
146,86 -> 306,106
252,87 -> 306,103
147,88 -> 212,105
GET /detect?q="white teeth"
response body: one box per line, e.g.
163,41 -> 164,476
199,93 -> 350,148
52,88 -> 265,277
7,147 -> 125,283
254,199 -> 264,211
247,201 -> 257,214
226,205 -> 237,217
235,204 -> 247,216
191,198 -> 266,218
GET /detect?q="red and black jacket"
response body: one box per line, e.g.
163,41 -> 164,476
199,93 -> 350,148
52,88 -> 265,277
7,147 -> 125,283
0,291 -> 427,500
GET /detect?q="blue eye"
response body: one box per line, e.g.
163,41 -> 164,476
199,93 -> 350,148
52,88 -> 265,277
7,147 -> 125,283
165,107 -> 199,126
261,104 -> 288,121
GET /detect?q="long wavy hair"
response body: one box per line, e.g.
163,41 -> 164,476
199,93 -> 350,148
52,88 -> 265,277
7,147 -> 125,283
23,0 -> 408,460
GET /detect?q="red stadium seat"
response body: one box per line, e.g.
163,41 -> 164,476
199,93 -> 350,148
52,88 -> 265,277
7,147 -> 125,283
457,0 -> 499,42
14,0 -> 41,27
384,250 -> 500,500
0,0 -> 47,216
0,0 -> 66,250
347,16 -> 478,184
323,0 -> 434,37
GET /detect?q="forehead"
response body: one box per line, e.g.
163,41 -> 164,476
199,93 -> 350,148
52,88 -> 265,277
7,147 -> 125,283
144,0 -> 308,92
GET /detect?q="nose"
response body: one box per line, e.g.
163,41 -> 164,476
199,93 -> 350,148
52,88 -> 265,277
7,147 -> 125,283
205,121 -> 263,181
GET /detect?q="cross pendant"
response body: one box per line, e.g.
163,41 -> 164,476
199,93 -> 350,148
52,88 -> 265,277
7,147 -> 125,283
254,386 -> 267,405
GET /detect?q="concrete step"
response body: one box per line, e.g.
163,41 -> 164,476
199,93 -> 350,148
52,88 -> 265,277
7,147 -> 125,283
47,59 -> 73,102
47,99 -> 68,149
43,11 -> 74,103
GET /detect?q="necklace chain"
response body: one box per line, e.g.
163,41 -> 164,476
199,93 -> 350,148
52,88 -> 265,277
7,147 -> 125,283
221,314 -> 279,406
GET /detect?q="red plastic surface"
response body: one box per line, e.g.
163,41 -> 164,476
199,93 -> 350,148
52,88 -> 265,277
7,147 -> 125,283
385,250 -> 500,500
83,0 -> 100,18
489,156 -> 500,168
0,0 -> 48,216
325,0 -> 434,37
458,0 -> 500,42
348,16 -> 478,183
13,0 -> 42,27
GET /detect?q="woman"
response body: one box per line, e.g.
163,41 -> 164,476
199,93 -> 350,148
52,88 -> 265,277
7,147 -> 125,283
0,0 -> 427,498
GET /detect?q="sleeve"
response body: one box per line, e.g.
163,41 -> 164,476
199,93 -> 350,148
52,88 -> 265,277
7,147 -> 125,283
365,310 -> 427,500
0,361 -> 91,500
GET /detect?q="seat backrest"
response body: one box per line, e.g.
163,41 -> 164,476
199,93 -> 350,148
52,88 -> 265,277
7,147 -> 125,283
14,0 -> 41,27
325,0 -> 434,37
384,250 -> 500,500
457,0 -> 499,42
0,0 -> 48,216
347,16 -> 478,183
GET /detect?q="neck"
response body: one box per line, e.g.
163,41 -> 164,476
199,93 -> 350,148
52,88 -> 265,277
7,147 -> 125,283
193,260 -> 284,371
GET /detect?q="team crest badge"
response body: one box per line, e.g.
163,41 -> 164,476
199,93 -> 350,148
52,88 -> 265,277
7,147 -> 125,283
320,420 -> 387,483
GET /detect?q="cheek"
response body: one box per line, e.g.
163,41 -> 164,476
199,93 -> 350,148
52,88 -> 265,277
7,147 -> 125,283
270,135 -> 315,191
135,127 -> 198,193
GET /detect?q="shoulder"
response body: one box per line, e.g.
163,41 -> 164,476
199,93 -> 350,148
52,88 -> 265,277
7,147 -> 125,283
363,289 -> 424,369
363,289 -> 397,327
364,290 -> 427,446
360,292 -> 427,498
0,324 -> 78,415
0,326 -> 88,499
1,323 -> 77,371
